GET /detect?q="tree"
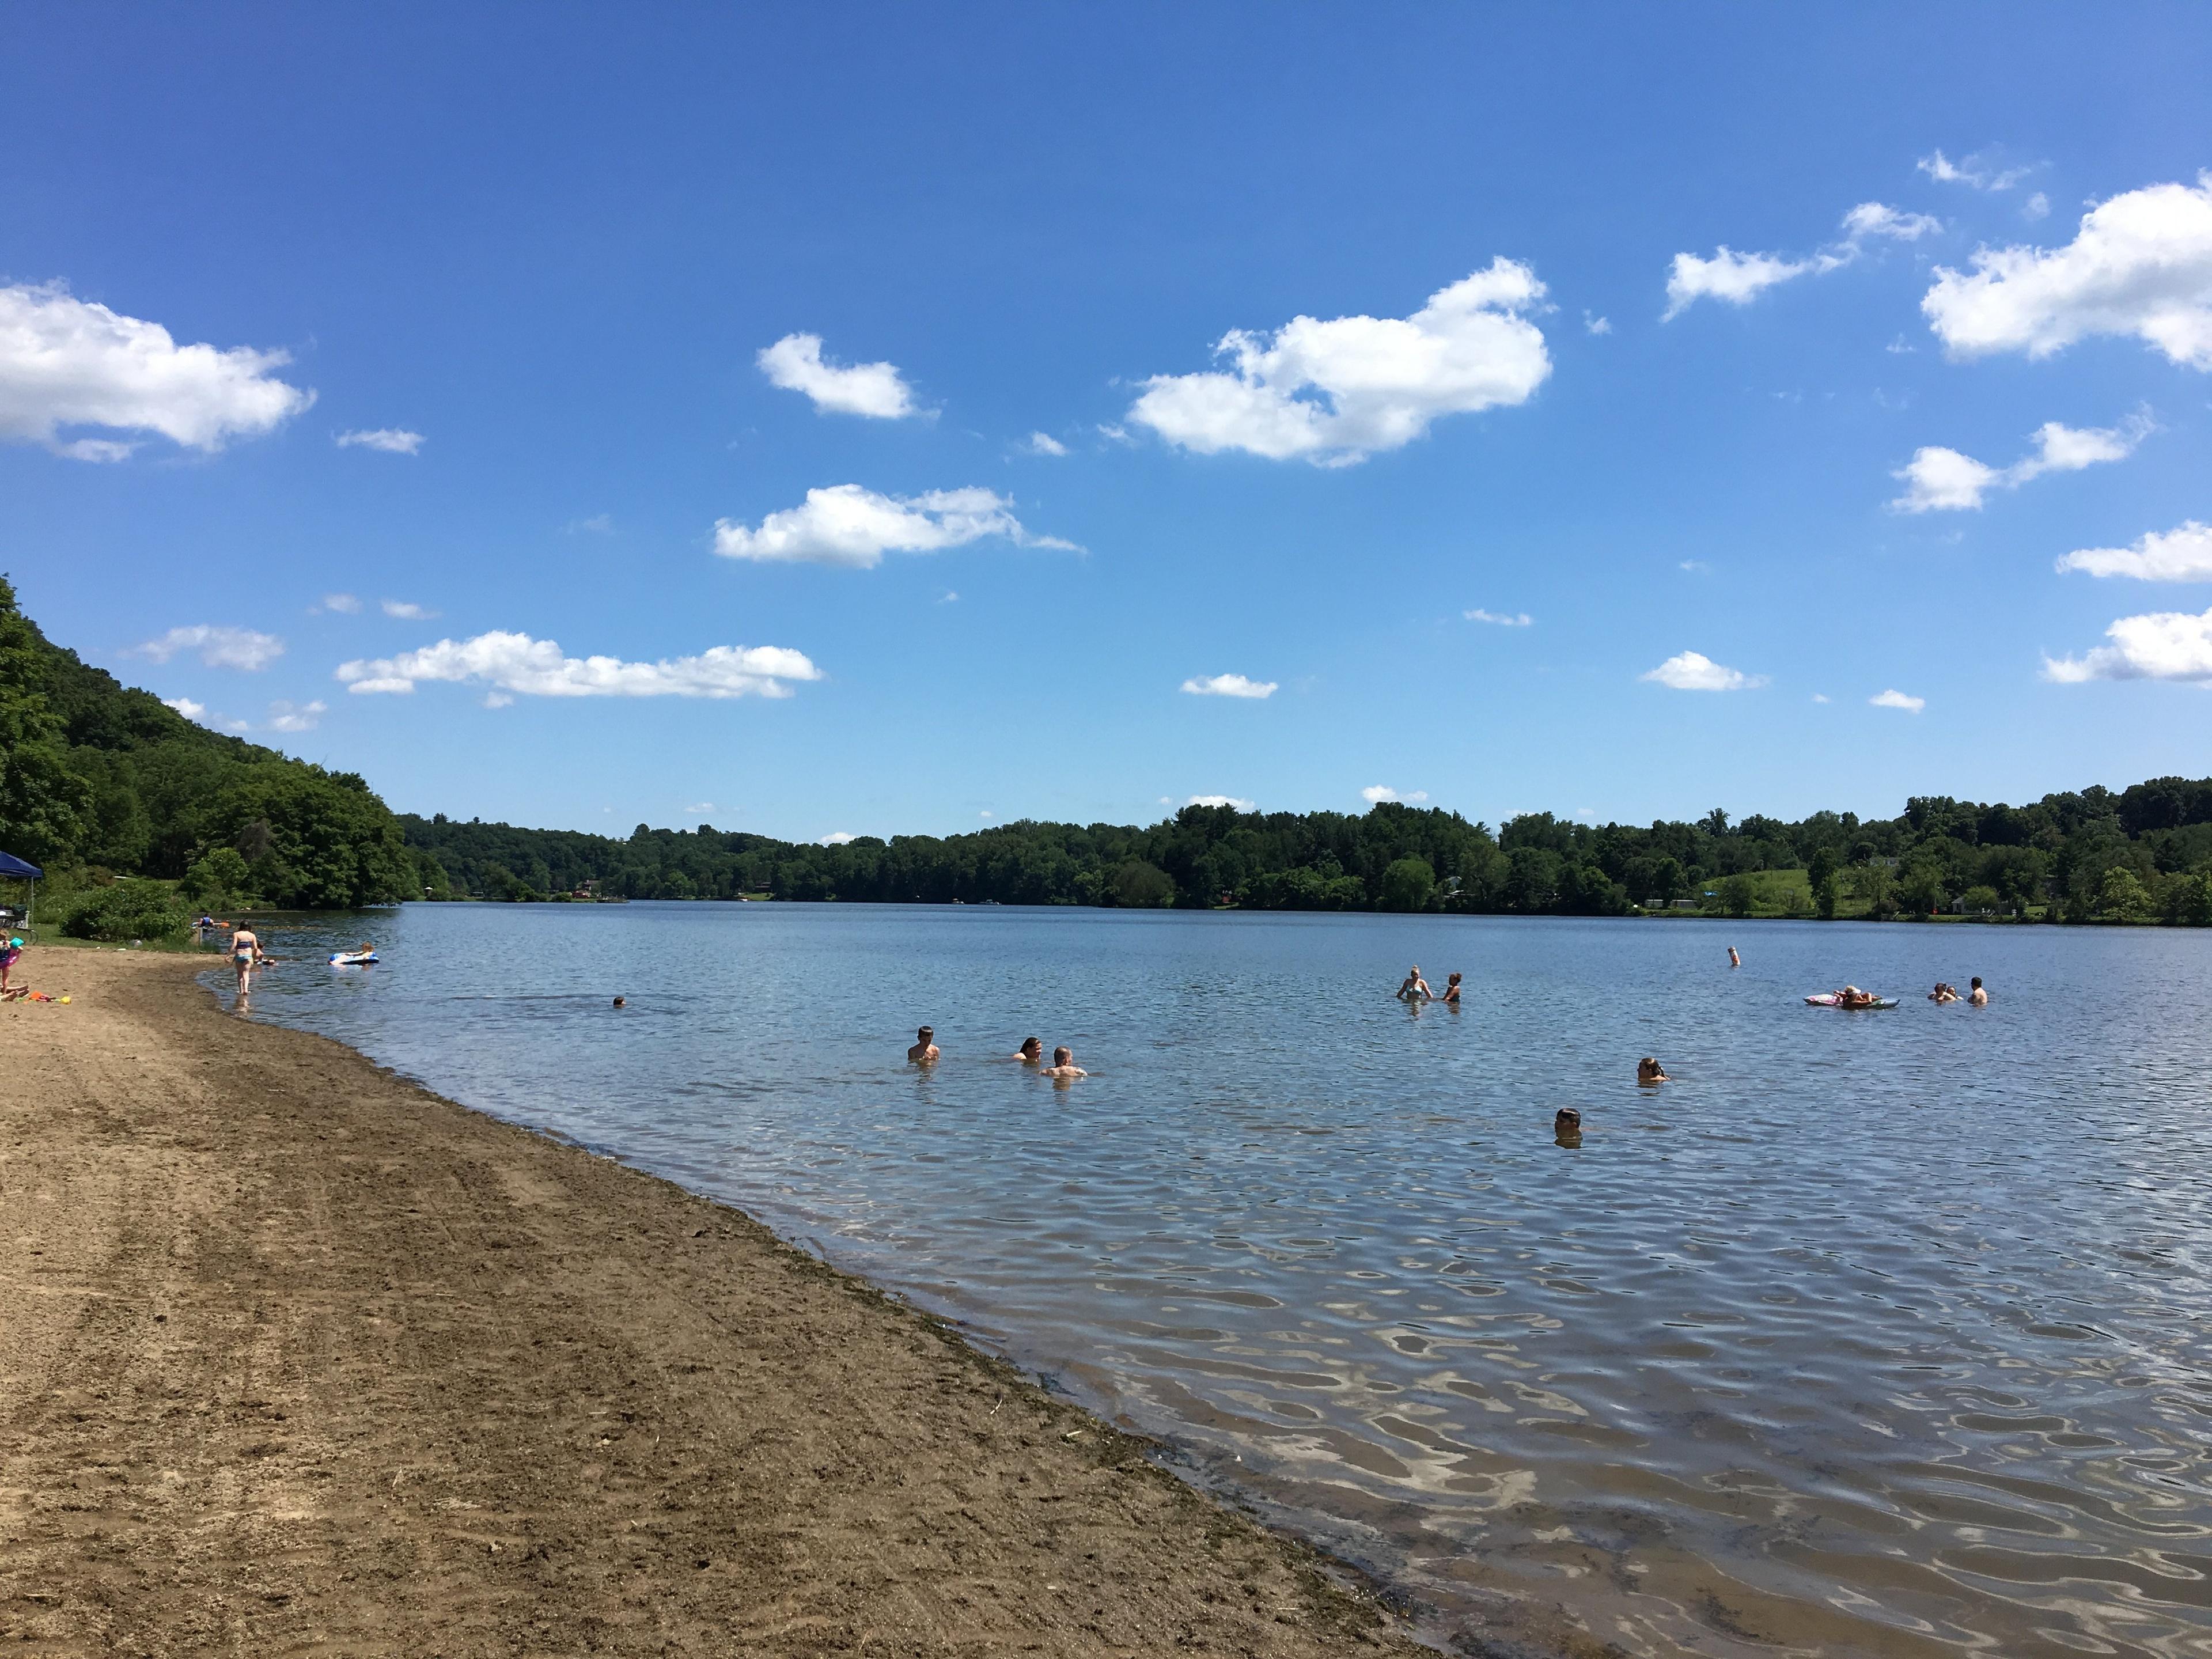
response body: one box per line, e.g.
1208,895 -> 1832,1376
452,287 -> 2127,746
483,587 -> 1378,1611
1957,884 -> 2002,916
0,574 -> 92,865
1815,871 -> 1840,919
181,846 -> 254,906
1379,856 -> 1435,912
2095,866 -> 2151,923
1109,859 -> 1175,907
1717,873 -> 1756,918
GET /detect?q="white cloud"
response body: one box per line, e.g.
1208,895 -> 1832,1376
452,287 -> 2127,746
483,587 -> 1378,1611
1840,202 -> 1943,243
1916,149 -> 2033,192
1812,692 -> 1831,703
1869,688 -> 1926,711
0,282 -> 312,457
565,513 -> 614,535
2024,192 -> 2051,222
1361,785 -> 1428,804
316,592 -> 362,614
686,802 -> 715,815
1678,559 -> 1712,574
1890,412 -> 2152,511
1464,607 -> 1533,627
713,484 -> 1075,567
819,831 -> 858,846
2045,605 -> 2212,683
131,624 -> 285,671
1665,203 -> 1940,319
1922,175 -> 2212,367
1642,650 -> 1765,691
1179,673 -> 1278,699
1584,312 -> 1612,336
2057,520 -> 2212,582
265,699 -> 325,733
1021,431 -> 1069,456
483,692 -> 514,709
1127,259 -> 1551,465
757,334 -> 917,419
162,696 -> 208,722
1185,794 -> 1257,811
1886,334 -> 1916,354
381,599 -> 437,619
337,631 -> 821,700
335,427 -> 423,454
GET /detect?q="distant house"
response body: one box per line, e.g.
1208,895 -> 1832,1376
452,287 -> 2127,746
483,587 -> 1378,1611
1671,897 -> 1701,910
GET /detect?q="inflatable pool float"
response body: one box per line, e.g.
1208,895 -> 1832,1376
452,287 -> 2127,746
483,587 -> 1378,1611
1805,993 -> 1895,1009
329,950 -> 378,966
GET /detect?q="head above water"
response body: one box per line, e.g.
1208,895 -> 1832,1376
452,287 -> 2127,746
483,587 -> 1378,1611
612,997 -> 626,1007
1555,1108 -> 1581,1129
1971,977 -> 1983,989
1446,972 -> 1461,984
918,1025 -> 934,1042
1053,1046 -> 1071,1065
1019,1036 -> 1042,1058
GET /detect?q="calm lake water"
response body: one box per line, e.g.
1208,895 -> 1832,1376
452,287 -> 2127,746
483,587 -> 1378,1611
227,903 -> 2212,1659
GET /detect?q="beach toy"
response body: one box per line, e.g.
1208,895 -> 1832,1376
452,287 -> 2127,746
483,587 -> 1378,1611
329,950 -> 378,966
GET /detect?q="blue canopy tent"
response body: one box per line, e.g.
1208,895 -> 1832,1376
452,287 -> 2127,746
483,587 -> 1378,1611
0,851 -> 43,938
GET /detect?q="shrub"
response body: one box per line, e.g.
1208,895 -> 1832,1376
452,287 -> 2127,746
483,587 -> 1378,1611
1379,857 -> 1436,912
62,881 -> 194,942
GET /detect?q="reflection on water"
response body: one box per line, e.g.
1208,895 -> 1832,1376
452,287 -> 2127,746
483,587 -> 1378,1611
233,904 -> 2212,1658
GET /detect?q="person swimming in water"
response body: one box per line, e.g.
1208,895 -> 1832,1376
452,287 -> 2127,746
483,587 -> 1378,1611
1836,985 -> 1878,1009
1929,982 -> 1959,1003
1440,971 -> 1462,1006
1397,966 -> 1431,1002
907,1025 -> 940,1065
1013,1036 -> 1044,1063
1728,945 -> 1741,969
1041,1044 -> 1085,1078
1968,976 -> 1988,1006
1637,1056 -> 1669,1085
1554,1108 -> 1582,1147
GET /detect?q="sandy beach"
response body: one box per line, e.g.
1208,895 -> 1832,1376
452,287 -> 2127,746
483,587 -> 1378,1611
0,949 -> 1429,1658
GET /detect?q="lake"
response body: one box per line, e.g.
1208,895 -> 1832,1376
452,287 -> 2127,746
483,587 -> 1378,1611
228,903 -> 2212,1659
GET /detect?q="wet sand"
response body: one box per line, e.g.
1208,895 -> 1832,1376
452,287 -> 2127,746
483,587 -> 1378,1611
0,950 -> 1430,1657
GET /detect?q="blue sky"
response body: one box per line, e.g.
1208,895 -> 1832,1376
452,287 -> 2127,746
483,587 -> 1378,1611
6,5 -> 2211,842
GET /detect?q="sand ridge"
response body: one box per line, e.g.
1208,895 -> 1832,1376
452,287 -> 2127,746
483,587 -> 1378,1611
0,948 -> 1431,1657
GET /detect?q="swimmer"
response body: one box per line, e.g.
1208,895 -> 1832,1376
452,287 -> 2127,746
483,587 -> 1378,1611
1728,945 -> 1741,969
907,1025 -> 941,1065
1440,971 -> 1462,1006
1968,976 -> 1988,1006
1397,965 -> 1432,1002
1012,1036 -> 1044,1063
1836,984 -> 1877,1010
1554,1108 -> 1582,1147
1040,1045 -> 1086,1078
1929,982 -> 1959,1003
1637,1056 -> 1669,1085
612,996 -> 626,1008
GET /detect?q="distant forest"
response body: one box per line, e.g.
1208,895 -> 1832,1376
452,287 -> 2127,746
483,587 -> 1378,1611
403,775 -> 2212,925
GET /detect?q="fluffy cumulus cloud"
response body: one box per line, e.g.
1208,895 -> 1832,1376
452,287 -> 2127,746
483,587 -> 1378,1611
335,427 -> 423,454
819,831 -> 858,846
1869,688 -> 1926,711
713,485 -> 1074,568
1465,607 -> 1533,626
1361,786 -> 1427,804
1127,259 -> 1551,465
337,631 -> 821,699
162,695 -> 208,722
265,699 -> 326,733
316,592 -> 362,614
2056,520 -> 2212,582
1185,794 -> 1256,811
0,282 -> 312,458
1641,650 -> 1766,691
756,334 -> 918,419
2045,607 -> 2212,683
1922,175 -> 2212,367
381,599 -> 437,619
1021,431 -> 1068,456
1179,673 -> 1277,699
131,624 -> 285,671
1891,412 -> 2152,511
1665,202 -> 1940,319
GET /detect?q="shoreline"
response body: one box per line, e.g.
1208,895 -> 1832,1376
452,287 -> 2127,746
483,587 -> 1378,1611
0,947 -> 1435,1657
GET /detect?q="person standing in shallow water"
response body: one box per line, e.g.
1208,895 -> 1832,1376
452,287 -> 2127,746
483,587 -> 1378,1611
1637,1056 -> 1669,1085
1728,945 -> 1741,969
908,1026 -> 940,1065
1041,1046 -> 1085,1079
1397,966 -> 1431,1002
1968,976 -> 1988,1006
230,925 -> 263,1003
1012,1037 -> 1043,1063
1440,971 -> 1462,1006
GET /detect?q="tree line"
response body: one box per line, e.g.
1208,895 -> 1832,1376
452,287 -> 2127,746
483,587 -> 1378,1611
403,776 -> 2212,925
